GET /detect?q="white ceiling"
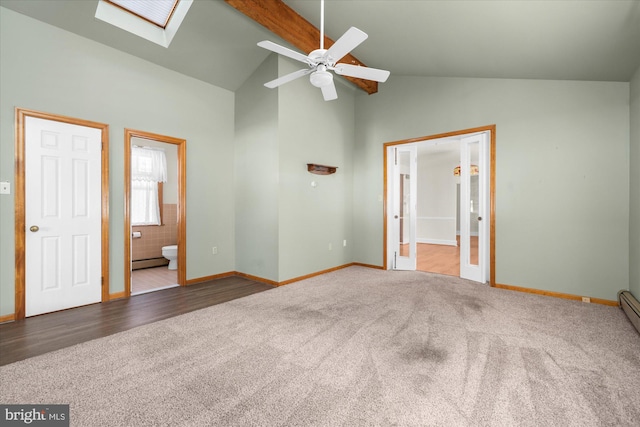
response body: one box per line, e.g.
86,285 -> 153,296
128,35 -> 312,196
1,0 -> 639,92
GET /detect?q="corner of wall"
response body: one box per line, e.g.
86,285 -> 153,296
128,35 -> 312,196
276,56 -> 357,281
629,65 -> 640,296
234,54 -> 280,281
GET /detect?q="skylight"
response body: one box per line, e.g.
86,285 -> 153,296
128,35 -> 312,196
105,0 -> 179,29
95,0 -> 193,48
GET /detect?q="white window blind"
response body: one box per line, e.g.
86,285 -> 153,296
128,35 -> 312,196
107,0 -> 179,28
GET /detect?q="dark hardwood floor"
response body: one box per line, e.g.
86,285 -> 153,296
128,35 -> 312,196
0,276 -> 274,366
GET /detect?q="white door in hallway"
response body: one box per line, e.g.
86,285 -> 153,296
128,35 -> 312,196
459,132 -> 490,283
25,117 -> 102,316
388,145 -> 417,270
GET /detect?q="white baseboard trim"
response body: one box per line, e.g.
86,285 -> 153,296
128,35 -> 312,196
417,216 -> 456,221
417,238 -> 458,246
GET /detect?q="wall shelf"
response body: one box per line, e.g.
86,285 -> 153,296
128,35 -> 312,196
307,163 -> 337,175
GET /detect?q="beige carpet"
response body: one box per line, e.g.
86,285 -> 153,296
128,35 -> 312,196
1,267 -> 639,426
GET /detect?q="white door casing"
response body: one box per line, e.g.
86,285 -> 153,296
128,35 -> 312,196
459,132 -> 490,283
388,145 -> 417,270
25,117 -> 103,316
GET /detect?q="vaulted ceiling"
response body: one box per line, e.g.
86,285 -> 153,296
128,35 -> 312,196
1,0 -> 639,93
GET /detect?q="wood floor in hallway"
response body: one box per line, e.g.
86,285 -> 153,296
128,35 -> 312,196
416,242 -> 460,276
405,237 -> 479,276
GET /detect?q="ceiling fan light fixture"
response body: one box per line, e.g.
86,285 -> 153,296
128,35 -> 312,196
310,68 -> 333,88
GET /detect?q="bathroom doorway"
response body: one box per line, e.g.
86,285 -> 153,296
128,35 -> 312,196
124,129 -> 186,297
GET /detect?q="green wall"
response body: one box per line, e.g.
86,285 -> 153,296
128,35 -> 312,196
630,66 -> 640,297
234,55 -> 355,282
353,76 -> 630,301
277,58 -> 355,281
0,8 -> 236,315
1,6 -> 636,315
234,54 -> 280,282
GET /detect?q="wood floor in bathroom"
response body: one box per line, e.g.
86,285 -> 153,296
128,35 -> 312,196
132,266 -> 178,294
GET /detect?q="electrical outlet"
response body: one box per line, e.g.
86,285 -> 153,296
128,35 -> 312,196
328,243 -> 332,251
582,297 -> 591,303
0,181 -> 9,195
212,247 -> 218,255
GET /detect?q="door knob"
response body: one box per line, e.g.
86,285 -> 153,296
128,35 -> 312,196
394,215 -> 399,219
29,225 -> 39,232
477,217 -> 482,221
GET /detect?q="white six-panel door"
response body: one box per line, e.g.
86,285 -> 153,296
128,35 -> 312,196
25,117 -> 102,316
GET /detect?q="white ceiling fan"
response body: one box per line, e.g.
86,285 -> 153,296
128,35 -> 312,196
257,0 -> 390,101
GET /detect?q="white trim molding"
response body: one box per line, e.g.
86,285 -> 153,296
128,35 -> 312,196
418,216 -> 456,221
95,0 -> 193,48
417,238 -> 458,246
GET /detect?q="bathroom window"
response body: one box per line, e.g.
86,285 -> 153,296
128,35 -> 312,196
131,146 -> 167,226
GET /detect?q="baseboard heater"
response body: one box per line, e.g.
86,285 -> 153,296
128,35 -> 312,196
618,290 -> 640,334
132,257 -> 168,270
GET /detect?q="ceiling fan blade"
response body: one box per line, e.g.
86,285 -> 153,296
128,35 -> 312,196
324,27 -> 368,64
320,80 -> 338,101
258,41 -> 310,64
264,68 -> 314,88
333,64 -> 390,82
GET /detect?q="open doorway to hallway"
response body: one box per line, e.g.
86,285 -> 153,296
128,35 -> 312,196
416,141 -> 479,276
412,237 -> 478,276
385,125 -> 495,285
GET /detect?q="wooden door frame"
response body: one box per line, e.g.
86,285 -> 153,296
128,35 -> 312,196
383,124 -> 496,286
14,108 -> 110,320
124,129 -> 187,297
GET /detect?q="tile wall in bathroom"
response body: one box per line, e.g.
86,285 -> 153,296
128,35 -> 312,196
132,204 -> 178,261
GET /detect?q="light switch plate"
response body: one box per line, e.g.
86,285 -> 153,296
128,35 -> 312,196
0,181 -> 10,195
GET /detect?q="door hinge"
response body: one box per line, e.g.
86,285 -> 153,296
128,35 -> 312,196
394,148 -> 397,165
394,251 -> 397,269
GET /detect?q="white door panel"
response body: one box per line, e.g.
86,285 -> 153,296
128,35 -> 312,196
25,117 -> 102,316
389,145 -> 417,270
459,132 -> 489,283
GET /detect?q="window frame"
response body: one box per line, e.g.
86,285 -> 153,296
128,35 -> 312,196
103,0 -> 179,29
